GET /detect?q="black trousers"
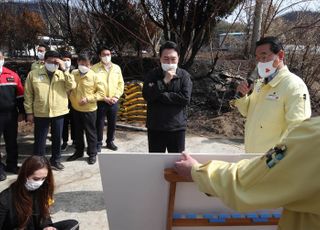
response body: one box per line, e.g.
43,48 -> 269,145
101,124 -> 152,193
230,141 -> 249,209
147,129 -> 185,153
0,111 -> 18,168
51,219 -> 79,230
34,116 -> 64,163
73,109 -> 97,156
96,101 -> 118,147
62,107 -> 75,143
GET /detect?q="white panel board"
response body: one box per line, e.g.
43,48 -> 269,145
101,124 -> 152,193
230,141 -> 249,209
99,153 -> 278,230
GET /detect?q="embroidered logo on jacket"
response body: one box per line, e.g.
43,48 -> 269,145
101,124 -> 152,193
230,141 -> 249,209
6,76 -> 14,82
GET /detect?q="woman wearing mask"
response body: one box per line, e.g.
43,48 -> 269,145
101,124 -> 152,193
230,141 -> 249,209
0,155 -> 79,229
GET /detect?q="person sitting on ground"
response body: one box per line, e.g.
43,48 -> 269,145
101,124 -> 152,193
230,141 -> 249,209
0,155 -> 79,230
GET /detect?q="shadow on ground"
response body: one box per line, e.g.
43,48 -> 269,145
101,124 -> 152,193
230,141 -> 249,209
201,137 -> 244,145
52,191 -> 106,213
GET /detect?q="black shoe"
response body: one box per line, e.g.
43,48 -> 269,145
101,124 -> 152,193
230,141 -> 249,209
67,153 -> 84,161
88,156 -> 96,165
97,145 -> 102,153
51,162 -> 65,171
0,171 -> 6,181
61,142 -> 68,151
106,142 -> 118,151
5,166 -> 20,174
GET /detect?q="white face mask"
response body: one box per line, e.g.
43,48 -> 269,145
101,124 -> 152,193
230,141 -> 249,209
45,63 -> 58,73
25,178 -> 45,191
257,58 -> 277,78
161,63 -> 178,72
65,60 -> 71,69
101,56 -> 111,64
78,65 -> 90,74
37,52 -> 45,60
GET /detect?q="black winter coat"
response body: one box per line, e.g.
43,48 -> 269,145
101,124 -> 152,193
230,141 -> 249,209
142,67 -> 193,131
0,187 -> 52,230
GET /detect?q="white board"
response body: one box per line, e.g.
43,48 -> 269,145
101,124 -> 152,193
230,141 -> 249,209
99,153 -> 278,230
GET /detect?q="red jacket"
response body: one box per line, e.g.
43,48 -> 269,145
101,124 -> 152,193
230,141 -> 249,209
0,66 -> 24,113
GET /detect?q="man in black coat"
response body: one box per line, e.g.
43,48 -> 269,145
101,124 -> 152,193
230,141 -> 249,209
142,41 -> 193,153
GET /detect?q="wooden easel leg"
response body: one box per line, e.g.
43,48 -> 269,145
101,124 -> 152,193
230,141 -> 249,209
166,181 -> 176,230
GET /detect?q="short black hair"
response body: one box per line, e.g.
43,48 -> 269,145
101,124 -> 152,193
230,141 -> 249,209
60,50 -> 72,59
255,36 -> 284,54
78,49 -> 95,64
38,44 -> 48,50
98,46 -> 112,56
159,41 -> 180,57
44,50 -> 60,60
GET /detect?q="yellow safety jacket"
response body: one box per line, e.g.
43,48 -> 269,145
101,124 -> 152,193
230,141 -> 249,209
91,62 -> 124,99
233,66 -> 311,153
69,69 -> 105,112
24,68 -> 75,117
192,117 -> 320,230
31,61 -> 44,71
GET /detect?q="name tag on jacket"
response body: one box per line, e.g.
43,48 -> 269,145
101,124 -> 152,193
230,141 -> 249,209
266,93 -> 280,100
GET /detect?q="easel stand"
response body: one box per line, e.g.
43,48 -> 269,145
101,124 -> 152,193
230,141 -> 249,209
164,168 -> 279,230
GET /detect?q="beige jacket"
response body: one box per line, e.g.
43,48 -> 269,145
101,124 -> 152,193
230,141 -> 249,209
24,67 -> 75,117
192,117 -> 320,230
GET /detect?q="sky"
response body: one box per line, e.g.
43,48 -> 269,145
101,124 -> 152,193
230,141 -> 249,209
226,0 -> 320,23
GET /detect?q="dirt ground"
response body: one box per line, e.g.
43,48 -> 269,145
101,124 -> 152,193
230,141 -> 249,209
18,117 -> 244,141
17,108 -> 245,139
188,110 -> 245,138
